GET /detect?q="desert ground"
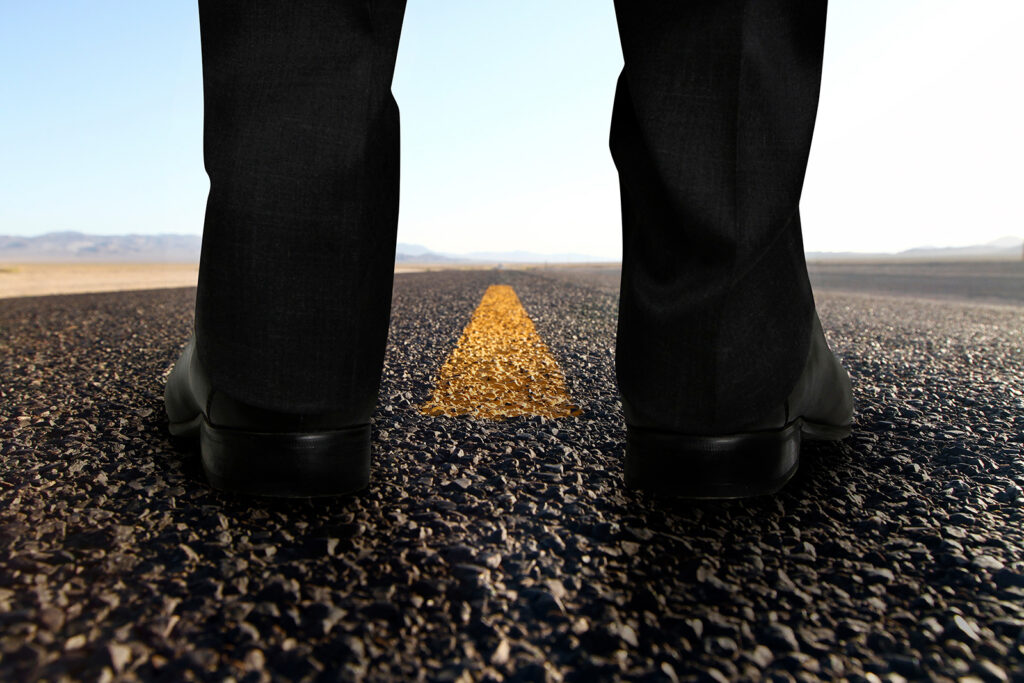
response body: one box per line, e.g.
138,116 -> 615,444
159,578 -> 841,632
0,263 -> 201,299
0,262 -> 563,299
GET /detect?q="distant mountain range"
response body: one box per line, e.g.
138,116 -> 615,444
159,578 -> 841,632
395,243 -> 605,264
0,231 -> 204,262
806,236 -> 1023,261
0,232 -> 612,264
0,231 -> 1020,263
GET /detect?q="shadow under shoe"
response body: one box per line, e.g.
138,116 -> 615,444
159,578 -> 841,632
164,336 -> 370,497
624,311 -> 854,499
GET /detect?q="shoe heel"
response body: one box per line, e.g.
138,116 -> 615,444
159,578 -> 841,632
624,421 -> 802,499
199,418 -> 371,497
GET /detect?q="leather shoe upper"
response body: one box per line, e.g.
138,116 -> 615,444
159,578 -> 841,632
164,336 -> 359,432
736,310 -> 853,433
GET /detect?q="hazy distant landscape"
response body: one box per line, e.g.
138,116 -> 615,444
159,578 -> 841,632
0,232 -> 204,263
805,235 -> 1023,262
0,232 -> 611,265
1,231 -> 1021,265
1,232 -> 1021,301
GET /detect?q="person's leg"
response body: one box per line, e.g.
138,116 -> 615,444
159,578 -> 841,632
196,0 -> 406,416
611,0 -> 850,496
165,0 -> 407,496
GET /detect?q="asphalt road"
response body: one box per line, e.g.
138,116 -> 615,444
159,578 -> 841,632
1,265 -> 1023,681
806,261 -> 1024,308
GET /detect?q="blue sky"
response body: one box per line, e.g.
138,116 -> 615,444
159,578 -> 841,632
1,1 -> 1021,258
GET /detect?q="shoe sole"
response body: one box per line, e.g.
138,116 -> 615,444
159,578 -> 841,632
624,419 -> 851,499
169,416 -> 370,498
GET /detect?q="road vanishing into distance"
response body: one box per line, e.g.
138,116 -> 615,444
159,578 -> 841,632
1,262 -> 1023,681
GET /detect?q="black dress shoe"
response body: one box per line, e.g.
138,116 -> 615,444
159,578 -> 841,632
624,311 -> 853,499
164,336 -> 370,497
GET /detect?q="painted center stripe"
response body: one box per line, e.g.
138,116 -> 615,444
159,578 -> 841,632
421,285 -> 580,420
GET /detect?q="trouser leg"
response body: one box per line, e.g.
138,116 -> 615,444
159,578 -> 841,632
195,0 -> 406,417
611,0 -> 828,434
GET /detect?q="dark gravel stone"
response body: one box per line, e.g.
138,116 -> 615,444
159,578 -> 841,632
993,568 -> 1024,588
885,653 -> 922,677
761,623 -> 800,653
1,266 -> 1023,681
946,615 -> 983,643
973,659 -> 1010,683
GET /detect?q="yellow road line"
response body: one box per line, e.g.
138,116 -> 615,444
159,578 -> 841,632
421,285 -> 580,420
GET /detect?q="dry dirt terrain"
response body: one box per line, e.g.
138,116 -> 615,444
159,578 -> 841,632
0,263 -> 200,299
0,262 -> 473,299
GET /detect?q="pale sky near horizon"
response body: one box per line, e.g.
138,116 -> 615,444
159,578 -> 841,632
1,1 -> 1021,259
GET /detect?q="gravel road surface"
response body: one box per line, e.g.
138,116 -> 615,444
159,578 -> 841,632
806,261 -> 1024,307
2,266 -> 1023,681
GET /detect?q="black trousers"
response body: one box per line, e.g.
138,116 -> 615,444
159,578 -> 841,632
195,0 -> 827,435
